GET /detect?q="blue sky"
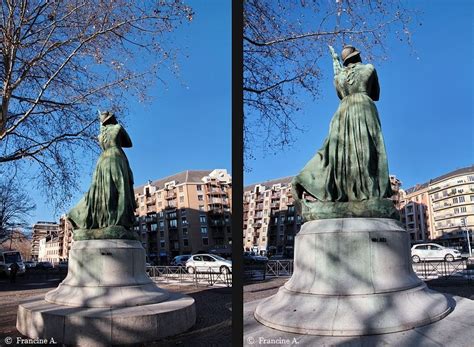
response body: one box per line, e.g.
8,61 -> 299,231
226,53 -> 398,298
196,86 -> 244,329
245,0 -> 474,190
29,0 -> 231,224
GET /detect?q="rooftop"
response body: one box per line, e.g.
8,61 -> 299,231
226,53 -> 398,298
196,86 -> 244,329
134,170 -> 230,194
245,176 -> 294,192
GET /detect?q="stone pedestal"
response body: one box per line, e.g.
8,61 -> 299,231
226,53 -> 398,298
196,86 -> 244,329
17,240 -> 195,345
254,218 -> 454,336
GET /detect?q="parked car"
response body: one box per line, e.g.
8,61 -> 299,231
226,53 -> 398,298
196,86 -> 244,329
243,252 -> 268,265
24,261 -> 37,269
186,254 -> 232,274
36,261 -> 54,270
171,255 -> 191,267
57,261 -> 68,270
0,250 -> 26,276
411,243 -> 462,263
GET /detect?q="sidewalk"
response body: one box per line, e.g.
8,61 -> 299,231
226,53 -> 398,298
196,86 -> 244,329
0,277 -> 231,346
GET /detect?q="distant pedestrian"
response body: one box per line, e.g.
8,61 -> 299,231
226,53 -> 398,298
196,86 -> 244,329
10,262 -> 20,283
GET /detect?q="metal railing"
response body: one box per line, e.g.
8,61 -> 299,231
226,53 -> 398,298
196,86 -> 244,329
412,258 -> 473,281
244,259 -> 473,282
146,266 -> 232,287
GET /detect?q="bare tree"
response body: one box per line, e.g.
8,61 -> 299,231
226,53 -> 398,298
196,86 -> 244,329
0,177 -> 36,243
244,0 -> 418,162
0,0 -> 193,205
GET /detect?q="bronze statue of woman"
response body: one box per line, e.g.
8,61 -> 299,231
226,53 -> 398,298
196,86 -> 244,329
67,111 -> 138,240
293,45 -> 398,220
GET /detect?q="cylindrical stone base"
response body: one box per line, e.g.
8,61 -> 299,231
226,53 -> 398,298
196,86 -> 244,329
254,218 -> 454,335
45,239 -> 169,308
17,239 -> 196,345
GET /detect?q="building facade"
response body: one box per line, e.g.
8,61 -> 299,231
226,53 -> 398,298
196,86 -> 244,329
427,166 -> 474,245
398,165 -> 474,248
134,169 -> 232,264
31,221 -> 60,261
59,215 -> 74,260
399,184 -> 431,242
243,177 -> 302,257
38,236 -> 62,263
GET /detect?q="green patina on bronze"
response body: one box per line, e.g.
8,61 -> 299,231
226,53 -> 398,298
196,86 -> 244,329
67,111 -> 138,240
292,46 -> 399,221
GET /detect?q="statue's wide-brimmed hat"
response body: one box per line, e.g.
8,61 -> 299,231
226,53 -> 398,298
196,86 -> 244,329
99,111 -> 115,124
341,45 -> 360,65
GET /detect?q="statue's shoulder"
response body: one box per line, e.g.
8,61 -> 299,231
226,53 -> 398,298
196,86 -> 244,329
363,63 -> 376,72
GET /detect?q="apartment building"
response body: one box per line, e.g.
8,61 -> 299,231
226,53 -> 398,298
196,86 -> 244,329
31,221 -> 60,261
243,177 -> 302,257
134,169 -> 232,264
38,235 -> 62,263
398,165 -> 474,248
428,166 -> 474,244
59,215 -> 74,260
399,183 -> 431,242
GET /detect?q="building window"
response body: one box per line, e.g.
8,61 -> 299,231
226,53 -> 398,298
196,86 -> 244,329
160,240 -> 165,248
179,186 -> 183,192
179,196 -> 184,203
453,197 -> 458,204
454,208 -> 460,214
157,192 -> 161,198
201,227 -> 208,234
158,201 -> 162,207
150,223 -> 157,231
202,237 -> 209,245
459,196 -> 465,203
183,239 -> 189,246
470,195 -> 474,201
183,228 -> 188,236
182,217 -> 188,225
169,219 -> 178,228
197,185 -> 202,191
160,230 -> 164,238
159,221 -> 164,229
460,206 -> 467,213
200,215 -> 207,224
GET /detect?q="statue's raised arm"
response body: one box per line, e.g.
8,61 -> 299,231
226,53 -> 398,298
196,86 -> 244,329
329,45 -> 342,76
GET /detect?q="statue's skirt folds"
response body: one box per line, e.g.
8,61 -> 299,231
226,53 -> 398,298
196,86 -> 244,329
294,92 -> 392,203
68,146 -> 136,230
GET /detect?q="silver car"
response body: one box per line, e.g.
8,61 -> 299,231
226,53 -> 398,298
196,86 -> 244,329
186,254 -> 232,274
411,243 -> 462,263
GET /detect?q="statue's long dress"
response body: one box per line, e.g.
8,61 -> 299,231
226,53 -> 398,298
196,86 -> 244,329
294,63 -> 392,201
68,124 -> 137,229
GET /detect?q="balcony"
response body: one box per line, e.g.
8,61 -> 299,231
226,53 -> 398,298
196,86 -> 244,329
165,192 -> 176,200
207,189 -> 224,195
210,219 -> 226,227
146,196 -> 156,205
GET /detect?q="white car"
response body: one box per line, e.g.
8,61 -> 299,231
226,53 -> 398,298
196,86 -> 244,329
411,243 -> 462,263
186,254 -> 232,274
